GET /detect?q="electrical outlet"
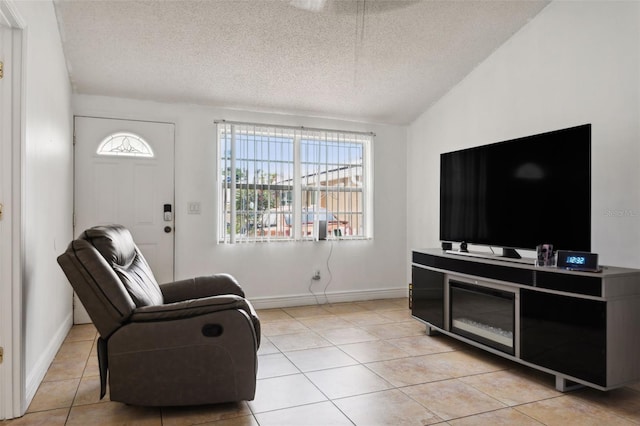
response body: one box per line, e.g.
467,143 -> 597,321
312,270 -> 321,280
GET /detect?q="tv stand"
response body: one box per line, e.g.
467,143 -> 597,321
411,248 -> 640,392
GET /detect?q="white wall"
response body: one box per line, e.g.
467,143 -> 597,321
72,95 -> 408,307
12,0 -> 74,408
408,1 -> 640,269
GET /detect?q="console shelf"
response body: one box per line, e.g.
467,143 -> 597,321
411,248 -> 640,391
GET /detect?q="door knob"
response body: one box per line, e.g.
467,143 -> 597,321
164,226 -> 172,233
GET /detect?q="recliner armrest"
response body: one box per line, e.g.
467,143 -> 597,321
130,294 -> 250,322
160,274 -> 245,303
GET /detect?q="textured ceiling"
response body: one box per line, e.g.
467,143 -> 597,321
53,0 -> 549,125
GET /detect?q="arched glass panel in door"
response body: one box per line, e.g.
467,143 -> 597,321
96,132 -> 154,158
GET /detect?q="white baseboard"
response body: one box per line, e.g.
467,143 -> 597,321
24,311 -> 73,410
249,286 -> 408,310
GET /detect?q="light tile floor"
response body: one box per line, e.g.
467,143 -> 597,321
4,298 -> 640,425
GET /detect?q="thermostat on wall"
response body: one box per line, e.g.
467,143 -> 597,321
556,250 -> 600,272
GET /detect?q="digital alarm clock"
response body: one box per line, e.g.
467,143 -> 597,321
556,250 -> 600,272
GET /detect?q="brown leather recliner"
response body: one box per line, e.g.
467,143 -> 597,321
57,224 -> 260,406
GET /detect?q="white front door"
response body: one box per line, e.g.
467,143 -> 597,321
74,116 -> 175,323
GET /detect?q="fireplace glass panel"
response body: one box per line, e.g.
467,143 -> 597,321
450,280 -> 515,354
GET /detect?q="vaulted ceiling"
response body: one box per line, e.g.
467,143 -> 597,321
53,0 -> 549,125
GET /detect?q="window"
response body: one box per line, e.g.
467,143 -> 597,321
97,132 -> 154,157
217,121 -> 373,243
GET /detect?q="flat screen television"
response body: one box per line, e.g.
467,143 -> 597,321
440,124 -> 591,258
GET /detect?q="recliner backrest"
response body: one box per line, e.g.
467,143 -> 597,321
82,225 -> 163,307
57,224 -> 163,338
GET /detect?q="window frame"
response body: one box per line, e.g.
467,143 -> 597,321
216,121 -> 373,243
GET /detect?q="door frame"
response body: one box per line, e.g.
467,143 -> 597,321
0,0 -> 24,420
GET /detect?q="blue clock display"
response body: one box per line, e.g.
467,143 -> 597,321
556,250 -> 599,272
566,256 -> 586,265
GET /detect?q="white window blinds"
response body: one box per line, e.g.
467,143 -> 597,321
217,121 -> 373,243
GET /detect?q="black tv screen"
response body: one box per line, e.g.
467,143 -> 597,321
440,124 -> 591,254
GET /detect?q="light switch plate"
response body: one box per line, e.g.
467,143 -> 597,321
188,202 -> 201,215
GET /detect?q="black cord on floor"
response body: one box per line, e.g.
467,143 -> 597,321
309,240 -> 334,306
322,241 -> 334,305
